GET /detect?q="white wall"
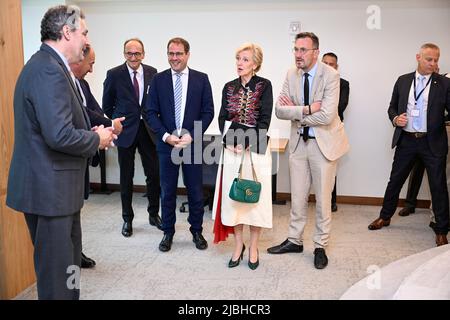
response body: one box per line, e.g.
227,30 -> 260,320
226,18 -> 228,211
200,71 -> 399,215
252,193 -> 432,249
22,0 -> 65,62
22,0 -> 450,199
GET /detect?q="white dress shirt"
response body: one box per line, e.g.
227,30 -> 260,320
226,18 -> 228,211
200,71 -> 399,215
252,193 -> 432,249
163,67 -> 190,141
126,64 -> 144,109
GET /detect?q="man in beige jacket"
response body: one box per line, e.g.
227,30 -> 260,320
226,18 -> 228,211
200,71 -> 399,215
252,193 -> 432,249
267,32 -> 349,269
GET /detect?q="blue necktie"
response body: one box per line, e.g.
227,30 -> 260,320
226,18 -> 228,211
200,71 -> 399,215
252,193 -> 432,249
174,73 -> 182,130
413,75 -> 426,131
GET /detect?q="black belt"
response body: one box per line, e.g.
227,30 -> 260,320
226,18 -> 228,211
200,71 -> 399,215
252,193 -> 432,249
300,134 -> 316,139
403,131 -> 427,138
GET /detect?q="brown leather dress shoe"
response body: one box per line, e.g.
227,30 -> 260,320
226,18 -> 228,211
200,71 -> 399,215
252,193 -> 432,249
398,207 -> 415,217
368,217 -> 391,230
436,234 -> 448,246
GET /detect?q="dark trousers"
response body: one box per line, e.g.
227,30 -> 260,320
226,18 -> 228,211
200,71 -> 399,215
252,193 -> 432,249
24,211 -> 81,300
380,135 -> 449,235
332,177 -> 337,205
158,151 -> 204,236
118,120 -> 160,222
404,158 -> 425,209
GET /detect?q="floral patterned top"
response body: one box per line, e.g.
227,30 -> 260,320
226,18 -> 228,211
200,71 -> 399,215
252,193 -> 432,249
218,75 -> 273,153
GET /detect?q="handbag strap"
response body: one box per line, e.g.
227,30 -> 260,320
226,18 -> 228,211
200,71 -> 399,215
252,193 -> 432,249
238,147 -> 259,182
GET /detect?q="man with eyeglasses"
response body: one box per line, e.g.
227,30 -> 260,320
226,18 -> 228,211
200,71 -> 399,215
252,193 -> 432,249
267,32 -> 349,269
103,38 -> 161,238
145,37 -> 214,252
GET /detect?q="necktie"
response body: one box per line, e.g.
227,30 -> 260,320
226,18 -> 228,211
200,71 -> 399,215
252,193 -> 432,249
133,71 -> 140,102
413,75 -> 426,131
174,73 -> 183,130
303,73 -> 310,142
75,79 -> 86,107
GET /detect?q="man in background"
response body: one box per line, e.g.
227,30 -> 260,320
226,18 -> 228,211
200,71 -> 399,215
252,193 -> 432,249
103,38 -> 161,238
70,44 -> 124,268
322,52 -> 350,212
368,43 -> 450,247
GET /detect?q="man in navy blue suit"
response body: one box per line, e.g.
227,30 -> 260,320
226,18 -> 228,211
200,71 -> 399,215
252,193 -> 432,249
146,37 -> 214,252
103,38 -> 161,237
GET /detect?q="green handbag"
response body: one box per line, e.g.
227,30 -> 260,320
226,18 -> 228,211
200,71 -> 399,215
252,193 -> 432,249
229,149 -> 261,203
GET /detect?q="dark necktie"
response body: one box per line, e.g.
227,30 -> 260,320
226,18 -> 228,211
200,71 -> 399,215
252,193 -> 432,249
303,73 -> 310,142
133,71 -> 140,102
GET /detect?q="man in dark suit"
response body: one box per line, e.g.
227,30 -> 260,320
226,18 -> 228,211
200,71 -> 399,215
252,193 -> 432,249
6,5 -> 115,299
397,66 -> 448,219
146,37 -> 214,252
70,45 -> 125,268
368,43 -> 450,247
103,38 -> 161,237
322,52 -> 350,212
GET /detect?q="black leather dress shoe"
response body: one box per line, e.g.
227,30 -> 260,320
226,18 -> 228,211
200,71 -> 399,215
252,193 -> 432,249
429,221 -> 436,231
398,207 -> 415,216
192,232 -> 208,250
81,252 -> 96,269
121,221 -> 133,237
331,203 -> 338,212
267,239 -> 303,254
149,215 -> 162,230
314,248 -> 328,269
159,234 -> 174,252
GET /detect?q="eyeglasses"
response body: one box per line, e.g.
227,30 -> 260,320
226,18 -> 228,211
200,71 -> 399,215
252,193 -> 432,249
125,52 -> 143,58
167,52 -> 185,58
293,47 -> 318,55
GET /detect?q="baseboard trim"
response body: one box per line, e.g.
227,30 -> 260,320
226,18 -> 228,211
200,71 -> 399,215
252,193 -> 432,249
89,183 -> 432,209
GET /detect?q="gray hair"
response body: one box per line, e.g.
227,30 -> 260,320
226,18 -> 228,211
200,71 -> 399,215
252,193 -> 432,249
41,5 -> 85,42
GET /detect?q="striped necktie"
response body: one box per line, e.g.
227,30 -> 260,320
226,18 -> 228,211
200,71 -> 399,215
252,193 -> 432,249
174,73 -> 183,130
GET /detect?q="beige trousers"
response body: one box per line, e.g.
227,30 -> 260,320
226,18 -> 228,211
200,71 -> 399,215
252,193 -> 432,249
288,139 -> 337,248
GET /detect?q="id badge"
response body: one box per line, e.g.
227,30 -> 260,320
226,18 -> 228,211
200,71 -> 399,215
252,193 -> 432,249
411,109 -> 420,117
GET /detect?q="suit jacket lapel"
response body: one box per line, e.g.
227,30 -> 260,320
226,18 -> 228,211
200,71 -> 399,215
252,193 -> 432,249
295,68 -> 302,105
41,44 -> 91,129
400,73 -> 415,114
427,72 -> 438,111
142,66 -> 151,108
185,70 -> 193,126
166,70 -> 175,120
311,63 -> 324,100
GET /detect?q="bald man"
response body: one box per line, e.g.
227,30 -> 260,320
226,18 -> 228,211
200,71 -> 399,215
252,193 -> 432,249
70,45 -> 124,268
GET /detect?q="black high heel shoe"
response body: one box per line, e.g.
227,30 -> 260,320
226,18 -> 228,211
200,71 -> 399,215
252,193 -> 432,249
228,244 -> 245,268
248,248 -> 259,270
